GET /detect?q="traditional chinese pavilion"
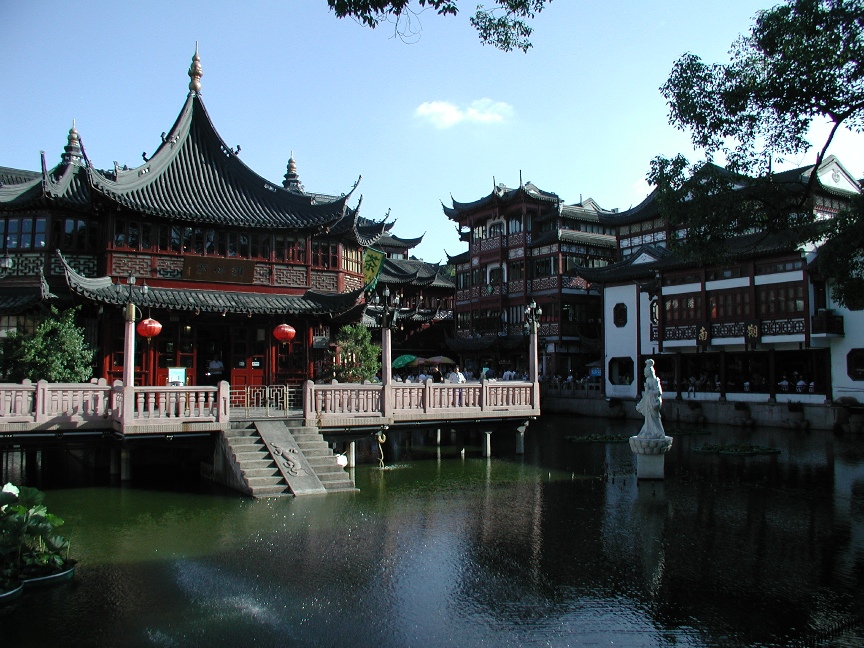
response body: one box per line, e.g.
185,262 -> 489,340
0,49 -> 426,386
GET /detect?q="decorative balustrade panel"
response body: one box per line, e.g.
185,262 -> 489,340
761,318 -> 805,336
663,325 -> 697,341
712,322 -> 745,338
0,384 -> 36,417
530,277 -> 559,292
131,387 -> 219,419
485,384 -> 533,407
43,383 -> 112,418
312,385 -> 381,415
392,385 -> 425,410
480,237 -> 502,252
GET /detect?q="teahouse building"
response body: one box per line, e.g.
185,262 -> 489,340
443,180 -> 615,378
579,156 -> 862,402
0,50 -> 429,387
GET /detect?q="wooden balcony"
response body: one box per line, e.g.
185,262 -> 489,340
811,312 -> 844,336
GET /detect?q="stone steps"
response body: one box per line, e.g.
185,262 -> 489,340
223,424 -> 291,498
221,422 -> 355,496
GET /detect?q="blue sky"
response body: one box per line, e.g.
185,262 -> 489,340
3,1 -> 862,263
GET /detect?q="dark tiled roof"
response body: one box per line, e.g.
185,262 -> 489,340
0,290 -> 45,315
86,94 -> 351,230
378,258 -> 454,289
0,166 -> 41,186
376,232 -> 424,250
0,159 -> 91,211
446,250 -> 470,264
530,229 -> 617,249
598,189 -> 661,226
443,182 -> 560,219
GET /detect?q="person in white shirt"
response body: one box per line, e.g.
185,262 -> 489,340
448,366 -> 466,383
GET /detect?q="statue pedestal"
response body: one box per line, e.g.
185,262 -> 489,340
629,436 -> 673,480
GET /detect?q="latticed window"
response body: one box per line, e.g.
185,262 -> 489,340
2,216 -> 48,251
757,283 -> 805,316
342,247 -> 362,274
663,294 -> 703,323
311,242 -> 338,268
508,261 -> 525,281
55,217 -> 96,251
709,289 -> 751,320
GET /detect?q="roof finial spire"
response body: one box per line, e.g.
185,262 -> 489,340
188,42 -> 203,93
283,151 -> 304,193
62,120 -> 82,166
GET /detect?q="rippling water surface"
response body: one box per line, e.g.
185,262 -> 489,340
2,415 -> 863,647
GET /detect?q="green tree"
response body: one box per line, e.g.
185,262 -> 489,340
333,323 -> 381,383
648,0 -> 864,307
0,306 -> 94,383
327,0 -> 550,51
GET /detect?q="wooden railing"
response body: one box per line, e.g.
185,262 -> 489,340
304,379 -> 540,428
0,379 -> 230,435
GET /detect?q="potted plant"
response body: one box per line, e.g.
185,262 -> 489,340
0,483 -> 75,592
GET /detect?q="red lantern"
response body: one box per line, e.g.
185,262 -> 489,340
273,323 -> 296,343
136,318 -> 162,338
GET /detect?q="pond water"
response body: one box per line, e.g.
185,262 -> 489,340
1,415 -> 863,647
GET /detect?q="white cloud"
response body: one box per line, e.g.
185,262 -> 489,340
414,98 -> 513,129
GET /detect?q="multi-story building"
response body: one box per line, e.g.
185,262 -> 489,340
443,181 -> 617,378
578,156 -> 862,402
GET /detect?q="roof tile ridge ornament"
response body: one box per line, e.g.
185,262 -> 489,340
188,42 -> 203,94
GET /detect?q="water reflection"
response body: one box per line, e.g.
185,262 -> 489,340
1,415 -> 863,647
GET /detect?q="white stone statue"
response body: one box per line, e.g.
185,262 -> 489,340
635,359 -> 665,439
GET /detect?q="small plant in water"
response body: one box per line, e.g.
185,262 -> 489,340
1,482 -> 74,591
695,443 -> 780,456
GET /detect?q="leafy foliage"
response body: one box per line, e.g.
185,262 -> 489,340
0,306 -> 94,382
334,323 -> 381,383
327,0 -> 550,51
1,483 -> 73,590
649,0 -> 864,307
661,0 -> 864,172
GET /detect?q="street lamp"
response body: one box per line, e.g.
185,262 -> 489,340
524,300 -> 542,334
372,286 -> 400,329
371,286 -> 400,385
524,300 -> 542,382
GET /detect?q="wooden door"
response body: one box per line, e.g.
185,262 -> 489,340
230,326 -> 266,387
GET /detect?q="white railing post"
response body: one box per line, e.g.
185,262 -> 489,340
304,380 -> 314,420
217,381 -> 230,422
35,380 -> 48,423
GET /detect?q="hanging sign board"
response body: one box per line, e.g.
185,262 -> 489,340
363,248 -> 385,291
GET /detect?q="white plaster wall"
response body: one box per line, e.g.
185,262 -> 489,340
828,298 -> 864,402
604,283 -> 638,398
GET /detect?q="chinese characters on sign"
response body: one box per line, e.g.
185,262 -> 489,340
182,257 -> 257,283
363,248 -> 385,290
